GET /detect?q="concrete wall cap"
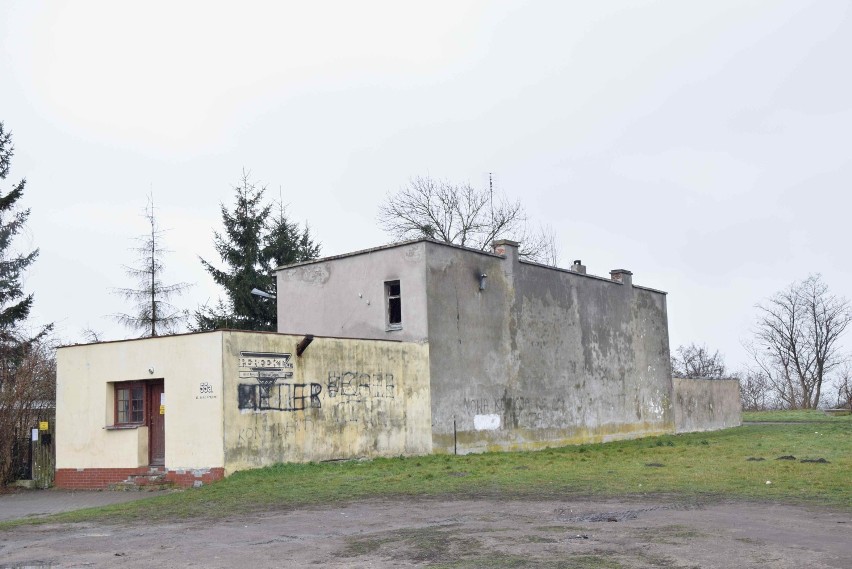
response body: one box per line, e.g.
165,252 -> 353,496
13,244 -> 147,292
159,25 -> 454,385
274,237 -> 503,271
57,328 -> 407,351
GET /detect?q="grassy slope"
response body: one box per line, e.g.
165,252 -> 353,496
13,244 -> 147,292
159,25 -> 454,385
743,409 -> 852,422
3,420 -> 849,528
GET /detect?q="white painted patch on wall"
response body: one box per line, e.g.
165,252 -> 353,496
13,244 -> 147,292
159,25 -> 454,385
474,414 -> 501,431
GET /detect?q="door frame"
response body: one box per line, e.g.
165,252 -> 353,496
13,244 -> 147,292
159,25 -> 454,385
147,380 -> 165,466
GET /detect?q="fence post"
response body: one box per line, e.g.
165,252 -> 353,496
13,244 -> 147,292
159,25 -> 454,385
32,423 -> 55,489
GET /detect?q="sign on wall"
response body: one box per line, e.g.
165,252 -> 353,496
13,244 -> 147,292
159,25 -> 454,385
196,381 -> 217,400
237,351 -> 311,411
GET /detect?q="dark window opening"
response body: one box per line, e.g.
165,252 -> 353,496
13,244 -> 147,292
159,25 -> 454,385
115,382 -> 146,425
386,280 -> 402,329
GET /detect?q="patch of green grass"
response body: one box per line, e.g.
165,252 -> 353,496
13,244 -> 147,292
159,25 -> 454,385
341,525 -> 479,564
519,535 -> 559,544
339,535 -> 391,557
633,524 -> 705,545
430,555 -> 622,569
743,410 -> 852,422
2,421 -> 849,529
535,525 -> 586,533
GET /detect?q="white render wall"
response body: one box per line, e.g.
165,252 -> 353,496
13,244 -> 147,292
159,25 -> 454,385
56,333 -> 226,470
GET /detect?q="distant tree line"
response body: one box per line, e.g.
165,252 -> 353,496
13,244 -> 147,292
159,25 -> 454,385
674,274 -> 852,412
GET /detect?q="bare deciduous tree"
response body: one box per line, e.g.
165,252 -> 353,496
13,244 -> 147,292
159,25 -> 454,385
378,176 -> 560,265
833,364 -> 852,412
670,343 -> 728,379
747,274 -> 851,409
112,197 -> 192,337
738,369 -> 774,411
0,338 -> 55,484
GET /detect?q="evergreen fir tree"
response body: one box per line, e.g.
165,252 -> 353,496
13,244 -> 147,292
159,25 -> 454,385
0,122 -> 51,372
194,171 -> 320,331
262,199 -> 321,270
0,122 -> 53,484
112,196 -> 192,336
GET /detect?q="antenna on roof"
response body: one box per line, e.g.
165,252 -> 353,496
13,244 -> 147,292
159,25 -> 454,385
489,172 -> 494,225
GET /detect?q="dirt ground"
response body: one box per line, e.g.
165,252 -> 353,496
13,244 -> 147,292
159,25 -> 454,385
1,497 -> 849,568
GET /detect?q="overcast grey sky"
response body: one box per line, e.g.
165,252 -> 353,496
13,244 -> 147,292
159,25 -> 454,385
1,0 -> 850,372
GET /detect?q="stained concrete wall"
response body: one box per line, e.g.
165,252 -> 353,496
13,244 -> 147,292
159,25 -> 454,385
276,241 -> 429,343
673,378 -> 742,433
222,331 -> 431,473
56,333 -> 225,470
275,239 -> 674,454
57,331 -> 432,477
425,241 -> 673,453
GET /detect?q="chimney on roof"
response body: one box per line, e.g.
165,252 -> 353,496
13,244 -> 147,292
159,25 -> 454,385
610,269 -> 633,287
571,260 -> 586,274
492,239 -> 519,259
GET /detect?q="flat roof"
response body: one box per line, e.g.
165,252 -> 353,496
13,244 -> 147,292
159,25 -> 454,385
276,237 -> 667,295
57,328 -> 404,350
274,237 -> 501,271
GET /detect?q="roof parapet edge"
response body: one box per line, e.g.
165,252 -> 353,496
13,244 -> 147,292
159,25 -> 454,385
518,259 -> 667,295
275,237 -> 503,271
57,329 -> 406,350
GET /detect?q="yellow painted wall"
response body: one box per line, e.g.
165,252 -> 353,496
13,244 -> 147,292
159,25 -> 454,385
222,332 -> 431,473
56,333 -> 225,470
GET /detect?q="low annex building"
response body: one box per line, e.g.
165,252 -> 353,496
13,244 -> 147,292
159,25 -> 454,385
56,331 -> 430,488
55,238 -> 739,489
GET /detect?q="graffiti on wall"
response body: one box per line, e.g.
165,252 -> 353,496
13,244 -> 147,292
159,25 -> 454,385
235,350 -> 397,420
326,371 -> 395,402
236,415 -> 315,445
238,382 -> 322,411
237,351 -> 306,411
323,370 -> 396,425
234,366 -> 401,450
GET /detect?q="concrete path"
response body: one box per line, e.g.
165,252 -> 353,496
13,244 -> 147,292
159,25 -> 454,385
0,489 -> 169,522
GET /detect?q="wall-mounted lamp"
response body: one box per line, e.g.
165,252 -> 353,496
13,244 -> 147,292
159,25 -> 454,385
479,273 -> 488,291
148,367 -> 155,375
296,334 -> 314,357
251,288 -> 276,300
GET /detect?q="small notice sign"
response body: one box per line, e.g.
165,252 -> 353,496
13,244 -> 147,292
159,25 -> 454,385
159,405 -> 165,415
31,428 -> 38,441
39,421 -> 49,431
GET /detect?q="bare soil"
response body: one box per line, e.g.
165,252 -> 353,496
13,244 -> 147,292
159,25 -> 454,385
1,497 -> 849,568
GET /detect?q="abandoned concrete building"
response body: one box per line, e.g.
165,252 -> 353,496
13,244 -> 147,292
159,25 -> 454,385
55,238 -> 740,489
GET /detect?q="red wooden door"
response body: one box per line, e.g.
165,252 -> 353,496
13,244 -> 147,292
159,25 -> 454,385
148,381 -> 165,466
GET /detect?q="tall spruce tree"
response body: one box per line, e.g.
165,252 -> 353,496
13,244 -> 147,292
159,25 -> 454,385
194,171 -> 320,331
112,196 -> 192,337
0,122 -> 51,365
0,122 -> 52,484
